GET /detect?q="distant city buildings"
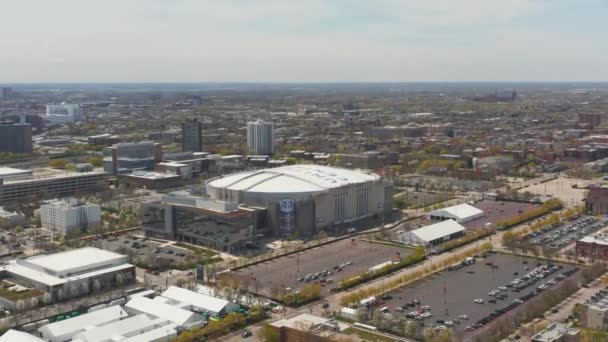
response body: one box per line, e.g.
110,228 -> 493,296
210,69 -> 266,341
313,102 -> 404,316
247,119 -> 274,155
103,141 -> 162,175
0,120 -> 33,153
45,103 -> 83,124
182,119 -> 203,152
40,198 -> 101,237
88,133 -> 121,146
0,87 -> 12,99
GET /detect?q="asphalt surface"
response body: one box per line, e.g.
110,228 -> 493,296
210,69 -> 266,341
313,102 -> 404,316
233,238 -> 413,297
376,253 -> 579,335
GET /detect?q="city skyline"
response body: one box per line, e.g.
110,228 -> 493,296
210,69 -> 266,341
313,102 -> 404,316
1,0 -> 607,82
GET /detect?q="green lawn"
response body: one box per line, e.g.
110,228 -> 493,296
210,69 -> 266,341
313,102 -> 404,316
0,287 -> 43,301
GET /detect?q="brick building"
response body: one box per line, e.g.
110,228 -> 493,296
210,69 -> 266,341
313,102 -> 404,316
576,233 -> 608,261
587,186 -> 608,215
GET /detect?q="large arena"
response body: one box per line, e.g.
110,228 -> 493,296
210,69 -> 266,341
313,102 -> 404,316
206,165 -> 392,236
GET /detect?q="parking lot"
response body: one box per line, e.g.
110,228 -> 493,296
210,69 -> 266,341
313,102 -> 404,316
464,200 -> 538,231
232,238 -> 413,298
524,215 -> 608,250
92,234 -> 199,270
374,253 -> 579,335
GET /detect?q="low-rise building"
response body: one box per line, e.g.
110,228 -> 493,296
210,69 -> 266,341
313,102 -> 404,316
0,169 -> 107,204
426,203 -> 485,223
0,207 -> 25,228
531,322 -> 580,342
40,198 -> 101,237
579,289 -> 608,330
399,219 -> 466,246
141,190 -> 262,253
576,233 -> 608,261
0,247 -> 134,305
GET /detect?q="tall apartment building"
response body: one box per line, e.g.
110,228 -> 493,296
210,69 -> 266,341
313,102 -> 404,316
40,198 -> 101,237
103,141 -> 162,175
247,120 -> 274,155
0,121 -> 33,153
45,103 -> 83,124
182,119 -> 203,152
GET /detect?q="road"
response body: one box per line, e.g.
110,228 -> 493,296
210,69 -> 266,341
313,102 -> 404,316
503,274 -> 608,341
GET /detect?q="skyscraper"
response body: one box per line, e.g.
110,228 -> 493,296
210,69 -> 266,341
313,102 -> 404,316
247,120 -> 274,155
181,119 -> 203,152
0,121 -> 33,153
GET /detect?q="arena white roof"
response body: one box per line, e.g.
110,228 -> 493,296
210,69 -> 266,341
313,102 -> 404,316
24,247 -> 126,275
0,330 -> 45,342
407,220 -> 466,243
207,165 -> 380,194
428,203 -> 484,222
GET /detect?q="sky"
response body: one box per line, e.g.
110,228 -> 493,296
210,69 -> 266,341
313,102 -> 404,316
1,0 -> 607,83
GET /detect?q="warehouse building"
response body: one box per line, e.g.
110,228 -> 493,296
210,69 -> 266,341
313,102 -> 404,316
206,165 -> 392,236
38,305 -> 128,342
399,220 -> 466,246
0,247 -> 134,304
426,203 -> 485,223
0,330 -> 44,342
161,285 -> 239,317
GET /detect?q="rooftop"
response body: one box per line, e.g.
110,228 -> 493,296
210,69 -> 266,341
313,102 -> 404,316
208,165 -> 380,194
428,203 -> 485,221
125,295 -> 199,326
0,330 -> 45,342
24,247 -> 126,275
38,305 -> 127,339
407,220 -> 466,243
161,286 -> 231,314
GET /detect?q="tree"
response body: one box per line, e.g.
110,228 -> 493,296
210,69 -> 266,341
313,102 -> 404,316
89,156 -> 103,167
258,324 -> 280,342
49,159 -> 68,169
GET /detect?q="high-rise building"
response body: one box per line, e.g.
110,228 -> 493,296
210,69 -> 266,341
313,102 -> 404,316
0,121 -> 33,153
181,119 -> 203,152
103,141 -> 162,175
40,198 -> 101,237
247,119 -> 274,155
46,103 -> 83,124
0,87 -> 12,99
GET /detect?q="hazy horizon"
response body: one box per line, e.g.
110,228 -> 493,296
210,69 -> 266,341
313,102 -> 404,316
2,0 -> 607,83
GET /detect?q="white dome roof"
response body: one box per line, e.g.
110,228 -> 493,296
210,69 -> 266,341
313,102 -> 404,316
207,165 -> 379,194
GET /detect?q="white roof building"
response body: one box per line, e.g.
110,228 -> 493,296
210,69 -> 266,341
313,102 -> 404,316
124,296 -> 204,329
427,203 -> 485,223
0,330 -> 45,342
0,247 -> 134,302
38,305 -> 128,342
399,220 -> 466,246
207,164 -> 380,196
161,285 -> 238,317
71,314 -> 172,342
